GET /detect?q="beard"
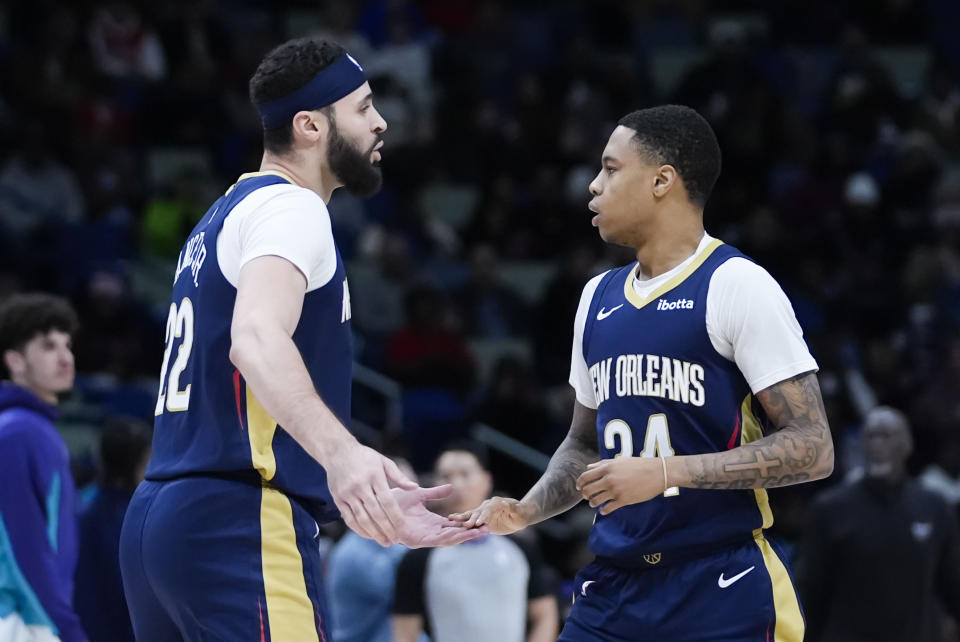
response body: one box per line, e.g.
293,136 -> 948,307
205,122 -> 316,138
327,117 -> 383,198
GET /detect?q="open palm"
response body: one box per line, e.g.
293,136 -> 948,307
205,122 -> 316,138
393,485 -> 487,548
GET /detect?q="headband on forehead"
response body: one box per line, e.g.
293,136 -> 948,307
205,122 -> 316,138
257,53 -> 367,129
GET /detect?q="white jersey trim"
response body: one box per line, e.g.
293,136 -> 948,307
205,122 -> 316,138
216,183 -> 338,292
568,235 -> 818,406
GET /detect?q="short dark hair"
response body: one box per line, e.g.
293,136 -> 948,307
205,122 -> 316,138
437,439 -> 490,472
248,38 -> 346,154
617,105 -> 722,207
0,293 -> 78,378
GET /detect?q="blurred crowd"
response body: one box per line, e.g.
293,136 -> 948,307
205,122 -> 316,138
3,0 -> 960,638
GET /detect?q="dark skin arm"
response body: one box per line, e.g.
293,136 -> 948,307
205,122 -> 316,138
454,371 -> 833,528
578,371 -> 834,514
453,401 -> 597,533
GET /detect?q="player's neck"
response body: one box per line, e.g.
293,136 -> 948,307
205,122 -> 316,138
10,377 -> 58,405
633,213 -> 704,279
259,154 -> 338,203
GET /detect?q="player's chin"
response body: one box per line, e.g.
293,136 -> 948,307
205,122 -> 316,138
51,373 -> 75,392
596,225 -> 616,243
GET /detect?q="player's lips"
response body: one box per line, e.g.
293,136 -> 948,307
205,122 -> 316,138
588,201 -> 601,226
371,140 -> 384,162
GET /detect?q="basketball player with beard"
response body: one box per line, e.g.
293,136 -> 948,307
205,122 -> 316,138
119,38 -> 482,642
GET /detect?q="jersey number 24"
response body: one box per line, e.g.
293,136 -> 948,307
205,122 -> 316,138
604,414 -> 679,496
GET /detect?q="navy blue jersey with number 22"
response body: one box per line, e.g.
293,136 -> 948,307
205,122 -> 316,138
144,173 -> 351,522
582,240 -> 774,565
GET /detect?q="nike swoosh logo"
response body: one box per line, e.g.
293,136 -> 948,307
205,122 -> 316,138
597,304 -> 623,320
580,580 -> 596,596
718,566 -> 755,588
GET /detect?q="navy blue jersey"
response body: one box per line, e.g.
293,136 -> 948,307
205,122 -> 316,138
582,240 -> 773,565
145,173 -> 351,522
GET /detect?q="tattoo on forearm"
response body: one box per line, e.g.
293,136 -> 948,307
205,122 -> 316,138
522,407 -> 597,522
686,372 -> 832,490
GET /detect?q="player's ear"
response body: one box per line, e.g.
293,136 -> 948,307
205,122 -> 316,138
3,349 -> 25,378
290,110 -> 326,146
653,164 -> 678,198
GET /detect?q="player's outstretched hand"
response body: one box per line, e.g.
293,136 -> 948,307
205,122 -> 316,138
392,484 -> 489,548
325,442 -> 418,547
577,457 -> 665,515
448,497 -> 533,535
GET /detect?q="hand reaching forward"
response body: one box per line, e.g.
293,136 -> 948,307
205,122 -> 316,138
576,457 -> 667,515
393,485 -> 489,548
448,497 -> 534,536
324,442 -> 418,547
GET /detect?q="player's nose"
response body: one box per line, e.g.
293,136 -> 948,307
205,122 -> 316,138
589,174 -> 602,196
371,106 -> 387,133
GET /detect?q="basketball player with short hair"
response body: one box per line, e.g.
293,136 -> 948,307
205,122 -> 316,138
454,105 -> 834,641
119,38 -> 481,642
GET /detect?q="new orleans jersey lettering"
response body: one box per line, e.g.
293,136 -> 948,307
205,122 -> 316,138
589,354 -> 705,406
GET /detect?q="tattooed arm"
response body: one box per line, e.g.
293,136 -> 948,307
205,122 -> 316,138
522,401 -> 598,522
578,371 -> 833,515
672,371 -> 834,490
452,401 -> 598,534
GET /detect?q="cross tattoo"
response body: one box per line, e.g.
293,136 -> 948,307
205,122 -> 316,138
723,452 -> 783,477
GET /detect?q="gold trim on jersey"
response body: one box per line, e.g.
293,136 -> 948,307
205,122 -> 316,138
740,394 -> 774,529
225,170 -> 296,195
246,387 -> 278,481
753,529 -> 805,641
622,238 -> 724,310
260,487 -> 320,642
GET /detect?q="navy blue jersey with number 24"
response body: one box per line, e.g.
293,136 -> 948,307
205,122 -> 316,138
582,240 -> 775,565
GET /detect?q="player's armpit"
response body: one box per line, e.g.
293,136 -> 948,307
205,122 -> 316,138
669,372 -> 834,490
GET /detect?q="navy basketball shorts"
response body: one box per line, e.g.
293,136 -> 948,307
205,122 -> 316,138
119,476 -> 330,642
559,532 -> 804,642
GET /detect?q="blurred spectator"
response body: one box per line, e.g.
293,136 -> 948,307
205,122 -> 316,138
533,246 -> 595,386
385,286 -> 475,392
75,418 -> 152,642
392,441 -> 558,642
454,244 -> 528,338
141,170 -> 208,259
473,356 -> 553,496
0,293 -> 85,642
326,456 -> 426,642
87,4 -> 166,81
386,286 -> 476,470
922,436 -> 960,508
351,233 -> 422,344
71,269 -> 163,381
797,407 -> 960,642
0,121 -> 84,241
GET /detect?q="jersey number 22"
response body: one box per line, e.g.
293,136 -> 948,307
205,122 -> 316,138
155,298 -> 195,415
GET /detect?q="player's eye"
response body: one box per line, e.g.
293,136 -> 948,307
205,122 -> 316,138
606,167 -> 617,175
